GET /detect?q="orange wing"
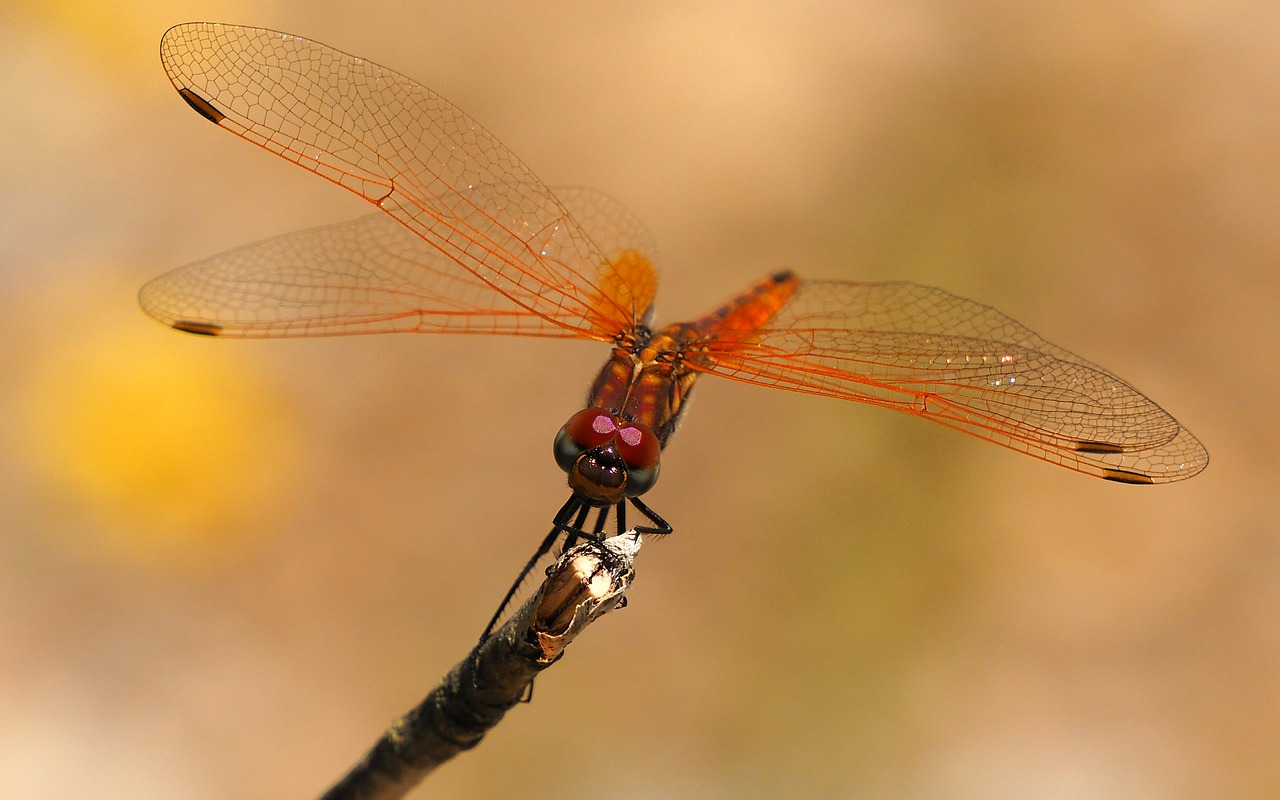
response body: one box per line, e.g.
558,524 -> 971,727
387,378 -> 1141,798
690,278 -> 1207,484
147,23 -> 655,339
140,187 -> 658,339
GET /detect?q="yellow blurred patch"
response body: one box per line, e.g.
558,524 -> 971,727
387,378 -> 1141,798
14,0 -> 252,77
19,310 -> 297,570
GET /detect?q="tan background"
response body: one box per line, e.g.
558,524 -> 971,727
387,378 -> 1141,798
1,2 -> 1274,798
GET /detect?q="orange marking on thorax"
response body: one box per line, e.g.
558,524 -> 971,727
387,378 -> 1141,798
589,249 -> 658,337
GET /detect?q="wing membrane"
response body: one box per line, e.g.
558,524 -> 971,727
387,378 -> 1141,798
692,279 -> 1207,483
157,23 -> 655,339
141,186 -> 658,339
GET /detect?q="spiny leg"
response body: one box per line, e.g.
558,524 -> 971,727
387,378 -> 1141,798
480,495 -> 586,641
561,502 -> 607,554
628,496 -> 673,536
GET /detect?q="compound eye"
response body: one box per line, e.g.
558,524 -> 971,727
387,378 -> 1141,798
552,428 -> 582,473
615,421 -> 660,469
624,463 -> 660,497
554,407 -> 617,473
563,407 -> 618,449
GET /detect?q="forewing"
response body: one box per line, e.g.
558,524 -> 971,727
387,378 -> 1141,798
158,23 -> 654,339
692,279 -> 1207,483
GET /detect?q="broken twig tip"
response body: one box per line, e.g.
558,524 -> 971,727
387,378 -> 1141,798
532,530 -> 643,658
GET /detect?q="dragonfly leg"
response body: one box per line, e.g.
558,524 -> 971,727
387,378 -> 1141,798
480,496 -> 588,641
560,502 -> 609,555
627,496 -> 673,536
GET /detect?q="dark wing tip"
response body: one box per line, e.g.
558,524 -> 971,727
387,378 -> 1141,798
1101,468 -> 1156,485
177,88 -> 226,124
1073,440 -> 1126,455
171,320 -> 224,336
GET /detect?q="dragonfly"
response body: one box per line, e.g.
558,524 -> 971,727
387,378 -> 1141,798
143,23 -> 1208,633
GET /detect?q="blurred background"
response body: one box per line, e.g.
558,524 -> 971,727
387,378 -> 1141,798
1,1 -> 1274,798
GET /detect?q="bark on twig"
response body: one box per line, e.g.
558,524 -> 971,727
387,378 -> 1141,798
319,531 -> 642,800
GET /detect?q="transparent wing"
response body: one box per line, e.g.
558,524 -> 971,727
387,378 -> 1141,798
140,186 -> 658,339
155,23 -> 655,339
691,279 -> 1207,483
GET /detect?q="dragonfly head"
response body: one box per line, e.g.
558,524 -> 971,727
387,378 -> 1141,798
554,407 -> 661,505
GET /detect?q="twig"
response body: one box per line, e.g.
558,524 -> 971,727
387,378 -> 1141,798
318,530 -> 642,800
